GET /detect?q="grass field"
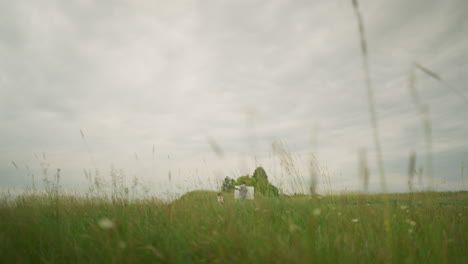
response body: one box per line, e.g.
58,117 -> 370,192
2,1 -> 467,263
1,190 -> 466,263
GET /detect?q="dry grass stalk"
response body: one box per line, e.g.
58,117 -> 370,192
207,136 -> 224,158
358,149 -> 369,192
411,61 -> 468,188
151,144 -> 156,179
80,129 -> 97,169
407,151 -> 416,193
351,0 -> 386,191
309,154 -> 319,195
414,62 -> 468,106
461,162 -> 466,190
408,67 -> 433,186
272,140 -> 306,193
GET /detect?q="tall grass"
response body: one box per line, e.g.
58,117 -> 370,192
408,66 -> 434,186
1,1 -> 467,263
0,191 -> 466,263
351,0 -> 386,192
358,149 -> 369,192
410,61 -> 468,188
407,151 -> 417,193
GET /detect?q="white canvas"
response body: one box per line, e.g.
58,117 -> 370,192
234,186 -> 254,200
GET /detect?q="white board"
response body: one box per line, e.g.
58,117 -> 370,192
234,186 -> 254,200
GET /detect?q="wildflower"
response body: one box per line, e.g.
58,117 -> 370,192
352,218 -> 359,223
408,229 -> 413,234
405,219 -> 416,226
313,208 -> 321,216
98,217 -> 114,230
400,205 -> 408,210
337,212 -> 342,216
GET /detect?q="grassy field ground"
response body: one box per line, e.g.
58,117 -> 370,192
0,191 -> 467,263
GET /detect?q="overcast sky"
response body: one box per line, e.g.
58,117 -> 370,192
1,0 -> 467,198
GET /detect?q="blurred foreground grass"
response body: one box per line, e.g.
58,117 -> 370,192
0,191 -> 467,263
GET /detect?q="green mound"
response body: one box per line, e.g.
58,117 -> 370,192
175,190 -> 219,204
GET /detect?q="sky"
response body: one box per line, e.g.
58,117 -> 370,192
1,0 -> 468,199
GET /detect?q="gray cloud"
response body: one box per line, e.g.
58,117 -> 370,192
1,0 -> 467,197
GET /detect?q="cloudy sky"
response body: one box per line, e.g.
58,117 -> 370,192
1,0 -> 467,198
